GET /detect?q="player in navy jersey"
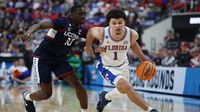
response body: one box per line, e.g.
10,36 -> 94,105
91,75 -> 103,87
19,5 -> 88,112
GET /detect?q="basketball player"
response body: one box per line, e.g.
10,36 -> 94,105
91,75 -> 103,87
85,9 -> 158,112
19,5 -> 88,112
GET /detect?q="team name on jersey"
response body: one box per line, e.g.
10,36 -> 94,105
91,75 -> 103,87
104,45 -> 127,50
64,31 -> 79,39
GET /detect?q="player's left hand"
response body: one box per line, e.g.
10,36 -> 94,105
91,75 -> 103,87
85,46 -> 95,58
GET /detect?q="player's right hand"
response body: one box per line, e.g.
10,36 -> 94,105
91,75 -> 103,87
85,46 -> 95,58
95,47 -> 106,53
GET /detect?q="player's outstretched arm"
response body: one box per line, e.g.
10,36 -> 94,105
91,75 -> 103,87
19,19 -> 54,42
85,28 -> 95,57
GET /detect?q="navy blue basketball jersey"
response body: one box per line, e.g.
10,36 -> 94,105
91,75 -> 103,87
34,17 -> 87,58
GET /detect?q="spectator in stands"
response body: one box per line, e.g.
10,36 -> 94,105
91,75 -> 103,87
9,59 -> 31,84
194,33 -> 200,47
0,61 -> 6,82
0,47 -> 13,57
164,30 -> 180,51
176,41 -> 191,67
164,30 -> 174,42
189,47 -> 200,67
60,0 -> 72,15
153,48 -> 167,66
126,7 -> 143,45
68,53 -> 83,82
164,30 -> 180,50
161,49 -> 176,66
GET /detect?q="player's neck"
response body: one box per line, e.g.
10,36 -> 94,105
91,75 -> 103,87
71,17 -> 80,28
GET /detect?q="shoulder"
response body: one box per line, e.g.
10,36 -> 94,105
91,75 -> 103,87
87,27 -> 104,41
89,27 -> 104,32
52,17 -> 67,30
88,27 -> 104,36
53,17 -> 66,22
52,17 -> 68,26
79,26 -> 88,38
80,25 -> 88,32
128,27 -> 138,41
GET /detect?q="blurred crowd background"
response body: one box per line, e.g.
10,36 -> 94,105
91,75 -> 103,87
0,0 -> 200,84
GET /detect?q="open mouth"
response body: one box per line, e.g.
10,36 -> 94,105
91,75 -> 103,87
116,29 -> 121,32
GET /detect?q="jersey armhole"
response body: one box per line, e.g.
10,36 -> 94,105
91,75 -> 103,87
130,29 -> 138,46
58,18 -> 68,32
99,28 -> 105,45
130,28 -> 133,46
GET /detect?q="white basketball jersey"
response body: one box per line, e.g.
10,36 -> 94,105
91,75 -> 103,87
100,26 -> 131,67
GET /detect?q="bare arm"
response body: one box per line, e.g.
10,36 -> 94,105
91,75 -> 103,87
20,19 -> 54,41
130,30 -> 147,62
85,29 -> 95,57
85,27 -> 103,56
11,76 -> 30,83
27,19 -> 53,34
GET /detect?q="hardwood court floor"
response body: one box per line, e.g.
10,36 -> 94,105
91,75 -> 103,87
0,83 -> 200,112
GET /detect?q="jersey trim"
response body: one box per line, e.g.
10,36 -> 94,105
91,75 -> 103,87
130,28 -> 133,46
46,28 -> 57,39
102,27 -> 105,44
108,27 -> 127,42
32,57 -> 40,84
99,28 -> 105,46
100,56 -> 128,67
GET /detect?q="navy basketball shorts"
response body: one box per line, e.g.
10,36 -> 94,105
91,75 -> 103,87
32,57 -> 75,84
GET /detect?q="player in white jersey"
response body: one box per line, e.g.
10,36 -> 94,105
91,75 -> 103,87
85,9 -> 158,112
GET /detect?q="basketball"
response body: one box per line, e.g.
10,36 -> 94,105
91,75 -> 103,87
13,70 -> 21,78
135,61 -> 156,80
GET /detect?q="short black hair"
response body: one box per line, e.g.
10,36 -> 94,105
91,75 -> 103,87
106,8 -> 126,24
70,5 -> 84,14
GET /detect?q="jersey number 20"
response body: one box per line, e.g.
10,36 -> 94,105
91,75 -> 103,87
64,38 -> 75,46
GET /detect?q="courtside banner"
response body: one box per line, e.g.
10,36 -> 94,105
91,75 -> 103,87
183,68 -> 200,96
130,67 -> 186,95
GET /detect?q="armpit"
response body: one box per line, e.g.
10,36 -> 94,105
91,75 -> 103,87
130,29 -> 139,44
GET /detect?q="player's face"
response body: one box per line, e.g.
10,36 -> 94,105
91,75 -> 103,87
109,18 -> 125,33
72,7 -> 86,25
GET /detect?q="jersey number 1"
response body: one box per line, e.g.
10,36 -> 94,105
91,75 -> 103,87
113,52 -> 118,60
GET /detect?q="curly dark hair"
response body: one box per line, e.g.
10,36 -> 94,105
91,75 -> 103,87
106,8 -> 126,24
